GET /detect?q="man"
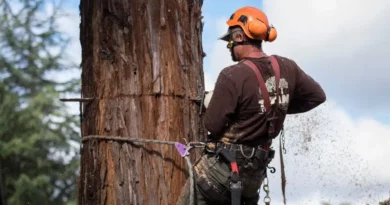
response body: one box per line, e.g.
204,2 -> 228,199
177,6 -> 326,205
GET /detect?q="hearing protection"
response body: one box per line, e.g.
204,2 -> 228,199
220,6 -> 277,42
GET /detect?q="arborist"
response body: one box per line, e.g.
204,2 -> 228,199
177,6 -> 326,205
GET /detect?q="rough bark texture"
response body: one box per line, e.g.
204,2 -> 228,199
78,0 -> 205,204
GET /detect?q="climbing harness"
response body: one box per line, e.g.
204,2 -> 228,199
242,55 -> 281,140
81,135 -> 205,205
242,54 -> 289,205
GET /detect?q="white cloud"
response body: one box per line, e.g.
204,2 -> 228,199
55,6 -> 81,115
204,18 -> 235,90
57,7 -> 81,67
203,1 -> 390,204
41,3 -> 81,84
264,101 -> 390,204
262,0 -> 390,117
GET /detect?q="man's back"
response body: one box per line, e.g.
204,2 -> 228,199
176,6 -> 328,205
204,55 -> 326,146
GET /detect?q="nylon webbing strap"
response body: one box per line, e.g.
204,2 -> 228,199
270,56 -> 280,107
242,60 -> 271,111
242,56 -> 280,112
231,189 -> 241,205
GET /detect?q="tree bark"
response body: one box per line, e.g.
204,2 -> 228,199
78,0 -> 205,204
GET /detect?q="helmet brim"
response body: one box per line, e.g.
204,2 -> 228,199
218,27 -> 243,42
218,32 -> 230,42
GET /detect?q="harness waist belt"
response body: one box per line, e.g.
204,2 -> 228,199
206,142 -> 274,160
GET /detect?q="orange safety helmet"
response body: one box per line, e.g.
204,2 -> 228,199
219,6 -> 277,42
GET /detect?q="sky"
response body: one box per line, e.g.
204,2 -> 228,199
51,0 -> 390,204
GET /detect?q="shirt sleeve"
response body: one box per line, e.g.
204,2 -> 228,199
203,71 -> 239,138
287,62 -> 326,114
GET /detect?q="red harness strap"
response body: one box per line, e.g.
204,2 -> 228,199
242,55 -> 281,139
241,55 -> 280,113
270,56 -> 281,108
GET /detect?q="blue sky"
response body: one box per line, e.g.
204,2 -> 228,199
202,0 -> 264,65
52,0 -> 390,204
59,0 -> 390,124
202,0 -> 389,125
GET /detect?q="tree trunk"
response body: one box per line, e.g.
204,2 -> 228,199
78,0 -> 205,204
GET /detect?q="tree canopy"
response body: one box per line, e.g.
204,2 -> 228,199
0,0 -> 80,204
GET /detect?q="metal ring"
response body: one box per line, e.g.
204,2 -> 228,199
263,177 -> 269,185
239,145 -> 255,159
264,196 -> 271,203
263,185 -> 269,192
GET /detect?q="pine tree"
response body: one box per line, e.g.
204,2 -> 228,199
0,0 -> 79,204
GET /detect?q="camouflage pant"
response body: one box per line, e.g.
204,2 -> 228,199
176,153 -> 265,205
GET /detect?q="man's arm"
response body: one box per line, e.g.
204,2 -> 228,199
203,71 -> 238,138
288,62 -> 326,114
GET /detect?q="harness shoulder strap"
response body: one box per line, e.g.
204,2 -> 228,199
242,56 -> 281,112
242,60 -> 270,111
270,56 -> 280,107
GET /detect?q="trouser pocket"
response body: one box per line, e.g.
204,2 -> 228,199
240,167 -> 264,198
196,175 -> 230,204
194,154 -> 231,204
237,157 -> 266,198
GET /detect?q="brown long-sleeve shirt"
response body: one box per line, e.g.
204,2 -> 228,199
204,55 -> 326,146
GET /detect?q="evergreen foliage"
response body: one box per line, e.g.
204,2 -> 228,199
0,0 -> 80,204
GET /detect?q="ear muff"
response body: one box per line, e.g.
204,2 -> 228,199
247,19 -> 268,40
247,19 -> 278,42
267,25 -> 277,42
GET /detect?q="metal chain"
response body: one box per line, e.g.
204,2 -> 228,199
262,126 -> 287,205
263,175 -> 271,205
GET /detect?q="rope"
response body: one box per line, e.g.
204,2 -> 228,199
82,135 -> 177,145
82,135 -> 203,205
279,130 -> 287,205
184,156 -> 194,205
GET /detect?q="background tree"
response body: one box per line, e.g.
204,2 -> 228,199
321,202 -> 351,205
379,198 -> 390,205
0,0 -> 80,204
78,0 -> 205,204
